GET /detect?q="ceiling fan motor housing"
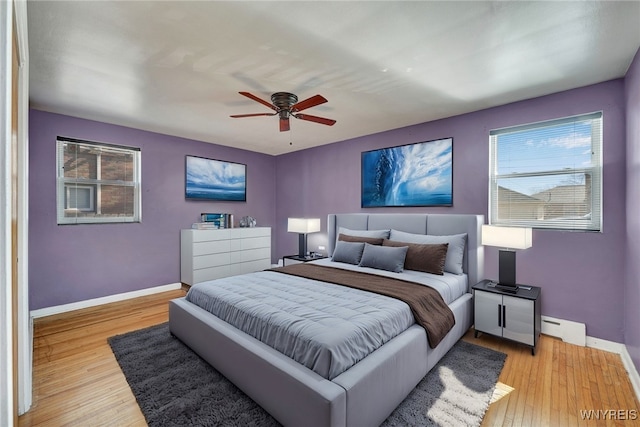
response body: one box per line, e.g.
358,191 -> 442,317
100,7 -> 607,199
271,92 -> 298,118
231,91 -> 335,131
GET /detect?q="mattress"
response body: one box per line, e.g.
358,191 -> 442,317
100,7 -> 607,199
185,268 -> 419,380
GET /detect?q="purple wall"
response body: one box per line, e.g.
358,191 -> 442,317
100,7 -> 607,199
29,77 -> 633,347
29,110 -> 276,310
625,48 -> 640,373
276,80 -> 627,343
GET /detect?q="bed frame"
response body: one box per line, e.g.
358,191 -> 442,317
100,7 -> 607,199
169,213 -> 484,426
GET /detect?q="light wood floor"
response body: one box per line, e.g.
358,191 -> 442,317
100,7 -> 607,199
18,290 -> 640,427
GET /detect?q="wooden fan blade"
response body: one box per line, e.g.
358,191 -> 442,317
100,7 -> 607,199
294,113 -> 336,126
291,94 -> 327,112
230,113 -> 277,118
280,117 -> 290,132
238,92 -> 276,111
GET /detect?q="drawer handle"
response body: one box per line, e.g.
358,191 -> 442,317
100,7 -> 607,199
498,304 -> 502,327
503,305 -> 507,328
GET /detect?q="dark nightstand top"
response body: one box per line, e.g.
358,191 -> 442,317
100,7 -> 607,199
282,254 -> 327,263
472,279 -> 541,300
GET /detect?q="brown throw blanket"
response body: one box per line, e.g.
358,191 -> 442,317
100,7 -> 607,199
270,263 -> 456,348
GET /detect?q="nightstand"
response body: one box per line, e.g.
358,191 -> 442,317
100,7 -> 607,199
472,279 -> 541,355
282,254 -> 327,266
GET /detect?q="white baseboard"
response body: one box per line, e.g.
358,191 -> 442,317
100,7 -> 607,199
586,335 -> 625,353
30,283 -> 182,319
620,346 -> 640,403
541,315 -> 586,346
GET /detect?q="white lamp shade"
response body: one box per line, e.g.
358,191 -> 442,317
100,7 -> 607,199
482,225 -> 532,250
287,218 -> 321,234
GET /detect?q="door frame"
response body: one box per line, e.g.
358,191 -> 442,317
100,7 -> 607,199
14,0 -> 30,416
1,0 -> 30,424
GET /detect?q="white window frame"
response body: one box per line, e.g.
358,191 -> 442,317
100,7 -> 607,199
489,112 -> 602,231
56,137 -> 141,224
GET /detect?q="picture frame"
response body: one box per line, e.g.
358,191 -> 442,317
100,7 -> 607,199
361,137 -> 453,207
185,155 -> 246,202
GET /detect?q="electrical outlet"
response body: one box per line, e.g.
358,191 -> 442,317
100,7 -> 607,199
318,245 -> 326,251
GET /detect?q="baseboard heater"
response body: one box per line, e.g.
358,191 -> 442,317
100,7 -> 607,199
541,315 -> 586,346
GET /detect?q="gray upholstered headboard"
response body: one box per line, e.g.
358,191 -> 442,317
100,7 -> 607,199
327,213 -> 484,287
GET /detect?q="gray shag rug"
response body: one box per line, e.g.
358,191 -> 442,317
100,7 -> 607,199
108,323 -> 505,427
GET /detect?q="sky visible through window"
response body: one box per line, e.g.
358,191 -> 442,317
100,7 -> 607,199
496,119 -> 594,196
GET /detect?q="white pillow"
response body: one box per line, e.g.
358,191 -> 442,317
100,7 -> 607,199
389,229 -> 467,275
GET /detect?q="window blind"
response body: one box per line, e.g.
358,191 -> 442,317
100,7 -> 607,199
489,112 -> 602,231
56,137 -> 141,224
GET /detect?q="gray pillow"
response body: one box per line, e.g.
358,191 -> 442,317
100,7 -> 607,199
337,227 -> 390,239
338,233 -> 384,246
358,243 -> 408,273
332,240 -> 366,265
389,229 -> 467,275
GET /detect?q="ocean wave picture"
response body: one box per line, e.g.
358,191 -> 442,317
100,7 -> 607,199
186,156 -> 246,201
361,138 -> 453,207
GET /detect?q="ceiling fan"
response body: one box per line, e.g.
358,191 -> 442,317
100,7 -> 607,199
230,92 -> 336,132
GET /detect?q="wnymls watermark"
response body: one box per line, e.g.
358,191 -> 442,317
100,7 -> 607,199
580,409 -> 638,421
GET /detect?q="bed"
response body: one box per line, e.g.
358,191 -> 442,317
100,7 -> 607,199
169,213 -> 484,426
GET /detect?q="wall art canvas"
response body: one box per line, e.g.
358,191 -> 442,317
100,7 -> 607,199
361,137 -> 453,207
185,155 -> 246,201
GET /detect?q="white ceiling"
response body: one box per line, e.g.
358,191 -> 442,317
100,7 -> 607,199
27,1 -> 640,155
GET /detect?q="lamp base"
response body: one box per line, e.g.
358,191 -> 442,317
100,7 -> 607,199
498,250 -> 517,286
494,283 -> 519,293
298,233 -> 307,258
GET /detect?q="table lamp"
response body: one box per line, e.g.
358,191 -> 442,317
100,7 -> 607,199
287,218 -> 321,258
481,225 -> 532,292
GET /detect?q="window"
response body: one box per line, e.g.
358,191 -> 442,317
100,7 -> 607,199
57,137 -> 141,224
489,112 -> 602,231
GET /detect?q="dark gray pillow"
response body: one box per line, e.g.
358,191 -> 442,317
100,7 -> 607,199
332,240 -> 366,265
358,243 -> 409,273
382,239 -> 448,275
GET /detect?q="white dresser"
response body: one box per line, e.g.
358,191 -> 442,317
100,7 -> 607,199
181,227 -> 271,286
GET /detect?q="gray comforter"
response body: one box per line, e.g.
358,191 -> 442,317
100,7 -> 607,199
185,269 -> 414,379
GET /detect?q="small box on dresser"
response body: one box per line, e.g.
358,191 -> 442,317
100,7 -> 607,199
181,227 -> 271,286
